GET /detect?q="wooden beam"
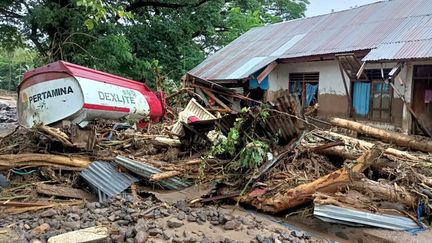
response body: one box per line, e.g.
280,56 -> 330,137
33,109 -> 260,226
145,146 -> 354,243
201,88 -> 232,112
335,56 -> 354,117
257,61 -> 278,83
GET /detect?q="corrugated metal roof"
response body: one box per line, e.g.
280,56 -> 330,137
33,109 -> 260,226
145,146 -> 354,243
80,161 -> 138,202
189,0 -> 432,80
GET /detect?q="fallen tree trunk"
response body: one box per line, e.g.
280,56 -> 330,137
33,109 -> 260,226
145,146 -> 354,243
323,131 -> 421,161
240,145 -> 384,213
307,145 -> 360,160
0,154 -> 90,169
349,178 -> 416,208
329,117 -> 432,152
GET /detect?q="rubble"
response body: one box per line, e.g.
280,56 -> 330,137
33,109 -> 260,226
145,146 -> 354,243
2,76 -> 432,242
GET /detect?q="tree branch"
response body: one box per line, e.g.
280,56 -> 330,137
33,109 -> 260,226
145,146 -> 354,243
0,8 -> 24,18
126,0 -> 209,11
30,24 -> 48,57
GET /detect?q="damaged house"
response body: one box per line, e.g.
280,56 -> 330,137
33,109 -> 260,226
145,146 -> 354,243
186,0 -> 432,136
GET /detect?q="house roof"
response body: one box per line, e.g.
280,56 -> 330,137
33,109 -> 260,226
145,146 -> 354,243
188,0 -> 432,81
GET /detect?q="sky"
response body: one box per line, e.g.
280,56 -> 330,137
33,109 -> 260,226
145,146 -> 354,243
305,0 -> 382,17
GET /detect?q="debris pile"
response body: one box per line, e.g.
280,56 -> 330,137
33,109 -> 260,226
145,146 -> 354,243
1,84 -> 432,241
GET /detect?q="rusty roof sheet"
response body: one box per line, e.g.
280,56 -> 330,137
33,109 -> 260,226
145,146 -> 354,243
189,0 -> 432,80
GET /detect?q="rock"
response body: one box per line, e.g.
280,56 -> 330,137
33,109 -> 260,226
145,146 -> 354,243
197,212 -> 207,222
134,219 -> 148,233
134,231 -> 149,243
177,212 -> 186,220
223,214 -> 234,222
167,218 -> 184,228
210,221 -> 219,225
40,209 -> 57,217
47,226 -> 108,243
111,233 -> 125,243
200,237 -> 211,243
85,202 -> 97,210
187,215 -> 197,222
280,232 -> 292,240
148,228 -> 162,236
108,214 -> 116,222
291,230 -> 305,239
32,223 -> 50,235
67,213 -> 80,221
162,231 -> 171,240
223,220 -> 238,230
62,221 -> 80,230
30,239 -> 43,243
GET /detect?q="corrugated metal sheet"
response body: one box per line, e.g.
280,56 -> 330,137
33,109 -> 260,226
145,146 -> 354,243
189,0 -> 432,80
314,204 -> 419,230
80,161 -> 138,202
114,156 -> 192,190
364,39 -> 432,61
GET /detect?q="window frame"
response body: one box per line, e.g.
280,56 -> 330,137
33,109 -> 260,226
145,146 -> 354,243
289,72 -> 319,107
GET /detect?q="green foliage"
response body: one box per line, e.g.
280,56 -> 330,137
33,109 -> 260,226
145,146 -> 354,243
231,140 -> 269,172
210,117 -> 244,157
0,0 -> 308,86
0,48 -> 36,90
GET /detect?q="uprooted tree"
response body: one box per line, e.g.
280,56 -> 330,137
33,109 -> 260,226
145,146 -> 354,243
0,0 -> 309,88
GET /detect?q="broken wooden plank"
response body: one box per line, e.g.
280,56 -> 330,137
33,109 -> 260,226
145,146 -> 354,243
36,184 -> 95,201
307,140 -> 344,152
150,171 -> 182,182
329,117 -> 432,152
47,226 -> 108,243
257,61 -> 277,83
0,201 -> 51,207
201,88 -> 232,111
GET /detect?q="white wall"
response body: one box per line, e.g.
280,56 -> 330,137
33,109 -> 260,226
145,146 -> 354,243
268,60 -> 350,95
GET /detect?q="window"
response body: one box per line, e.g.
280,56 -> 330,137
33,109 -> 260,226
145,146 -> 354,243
352,69 -> 392,121
371,80 -> 391,121
289,72 -> 319,107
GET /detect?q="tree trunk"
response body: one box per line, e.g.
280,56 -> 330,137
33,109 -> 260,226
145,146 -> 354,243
349,178 -> 416,208
323,131 -> 421,161
0,154 -> 90,169
329,117 -> 432,152
240,145 -> 384,213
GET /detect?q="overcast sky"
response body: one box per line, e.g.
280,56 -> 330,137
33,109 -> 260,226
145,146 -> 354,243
305,0 -> 383,17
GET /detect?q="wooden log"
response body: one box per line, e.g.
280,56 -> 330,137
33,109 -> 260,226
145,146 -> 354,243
329,117 -> 432,152
324,131 -> 421,161
0,154 -> 90,169
349,178 -> 416,208
309,145 -> 359,160
36,184 -> 95,201
150,171 -> 182,182
240,145 -> 384,213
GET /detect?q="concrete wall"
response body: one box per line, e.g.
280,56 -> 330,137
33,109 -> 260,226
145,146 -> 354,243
267,60 -> 413,131
268,60 -> 351,117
